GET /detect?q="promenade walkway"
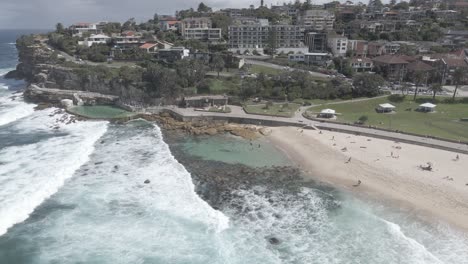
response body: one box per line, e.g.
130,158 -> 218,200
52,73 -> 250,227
151,105 -> 468,154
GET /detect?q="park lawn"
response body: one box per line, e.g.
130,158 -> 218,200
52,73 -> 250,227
249,65 -> 281,75
207,78 -> 240,94
309,95 -> 468,142
244,103 -> 301,117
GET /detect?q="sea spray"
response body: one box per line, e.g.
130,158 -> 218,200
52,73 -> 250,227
0,94 -> 35,126
0,108 -> 108,236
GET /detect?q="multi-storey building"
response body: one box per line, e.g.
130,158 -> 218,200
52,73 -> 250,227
297,10 -> 335,31
180,17 -> 222,41
228,19 -> 305,50
70,23 -> 102,36
304,32 -> 327,53
327,33 -> 348,57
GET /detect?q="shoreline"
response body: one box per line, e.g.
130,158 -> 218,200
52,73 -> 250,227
267,126 -> 468,232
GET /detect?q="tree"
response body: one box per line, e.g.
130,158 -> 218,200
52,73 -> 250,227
412,71 -> 426,101
197,2 -> 212,12
211,14 -> 232,40
153,13 -> 159,24
211,54 -> 225,77
452,68 -> 466,101
428,83 -> 442,100
265,27 -> 277,56
122,18 -> 137,31
55,23 -> 65,34
352,73 -> 385,97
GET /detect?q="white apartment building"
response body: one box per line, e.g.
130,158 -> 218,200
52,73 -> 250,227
327,34 -> 348,57
228,19 -> 305,50
78,34 -> 110,47
180,17 -> 222,41
70,23 -> 102,36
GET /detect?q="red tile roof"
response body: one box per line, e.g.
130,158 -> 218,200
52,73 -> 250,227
139,43 -> 157,49
373,55 -> 409,64
407,60 -> 433,72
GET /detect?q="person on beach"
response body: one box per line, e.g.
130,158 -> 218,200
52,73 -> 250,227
346,157 -> 351,163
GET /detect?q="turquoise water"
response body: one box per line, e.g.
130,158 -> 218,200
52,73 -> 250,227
180,134 -> 291,167
68,105 -> 135,119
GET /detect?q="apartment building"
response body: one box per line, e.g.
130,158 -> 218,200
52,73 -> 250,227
304,32 -> 327,53
180,17 -> 222,41
297,10 -> 335,31
327,33 -> 348,57
228,19 -> 305,50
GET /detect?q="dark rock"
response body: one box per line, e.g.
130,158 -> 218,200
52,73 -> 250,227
144,179 -> 150,184
268,237 -> 280,245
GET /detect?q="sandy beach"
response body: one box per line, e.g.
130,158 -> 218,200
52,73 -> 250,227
268,126 -> 468,231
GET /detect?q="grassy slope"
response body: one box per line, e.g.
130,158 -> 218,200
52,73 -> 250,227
244,103 -> 301,117
309,96 -> 468,141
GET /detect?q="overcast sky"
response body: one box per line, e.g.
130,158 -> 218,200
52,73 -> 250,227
0,0 -> 339,29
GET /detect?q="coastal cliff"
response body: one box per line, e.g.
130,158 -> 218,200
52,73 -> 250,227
6,35 -> 152,105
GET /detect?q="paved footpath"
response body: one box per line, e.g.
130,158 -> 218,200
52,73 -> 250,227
150,105 -> 468,154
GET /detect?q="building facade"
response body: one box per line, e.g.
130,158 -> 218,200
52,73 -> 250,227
180,17 -> 222,41
327,34 -> 348,57
297,10 -> 335,31
228,19 -> 305,50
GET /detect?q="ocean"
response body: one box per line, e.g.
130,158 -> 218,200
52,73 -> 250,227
0,29 -> 468,264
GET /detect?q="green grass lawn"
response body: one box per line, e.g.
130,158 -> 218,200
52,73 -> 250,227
68,105 -> 136,119
244,103 -> 301,117
207,78 -> 240,94
307,95 -> 468,141
249,65 -> 281,75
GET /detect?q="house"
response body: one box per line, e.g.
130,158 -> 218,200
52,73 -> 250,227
350,57 -> 374,72
288,53 -> 306,62
158,16 -> 180,31
78,34 -> 110,47
423,52 -> 468,84
348,40 -> 386,58
70,22 -> 101,36
139,41 -> 173,54
304,53 -> 332,67
158,47 -> 190,63
441,30 -> 468,48
373,55 -> 410,81
406,60 -> 434,76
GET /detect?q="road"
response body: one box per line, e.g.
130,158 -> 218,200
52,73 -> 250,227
244,59 -> 330,79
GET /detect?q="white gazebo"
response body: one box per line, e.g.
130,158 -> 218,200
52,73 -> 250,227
377,103 -> 396,113
318,108 -> 336,119
418,102 -> 436,112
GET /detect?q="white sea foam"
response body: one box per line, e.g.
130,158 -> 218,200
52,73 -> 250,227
0,67 -> 15,77
15,120 -> 230,263
0,109 -> 108,236
384,220 -> 444,264
0,95 -> 35,126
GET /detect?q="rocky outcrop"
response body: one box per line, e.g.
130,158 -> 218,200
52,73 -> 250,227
24,85 -> 119,105
6,36 -> 150,104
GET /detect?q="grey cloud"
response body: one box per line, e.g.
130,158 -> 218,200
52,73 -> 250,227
0,0 -> 327,29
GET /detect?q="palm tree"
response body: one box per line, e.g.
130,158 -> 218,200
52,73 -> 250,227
452,68 -> 466,101
428,83 -> 442,100
413,71 -> 426,101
